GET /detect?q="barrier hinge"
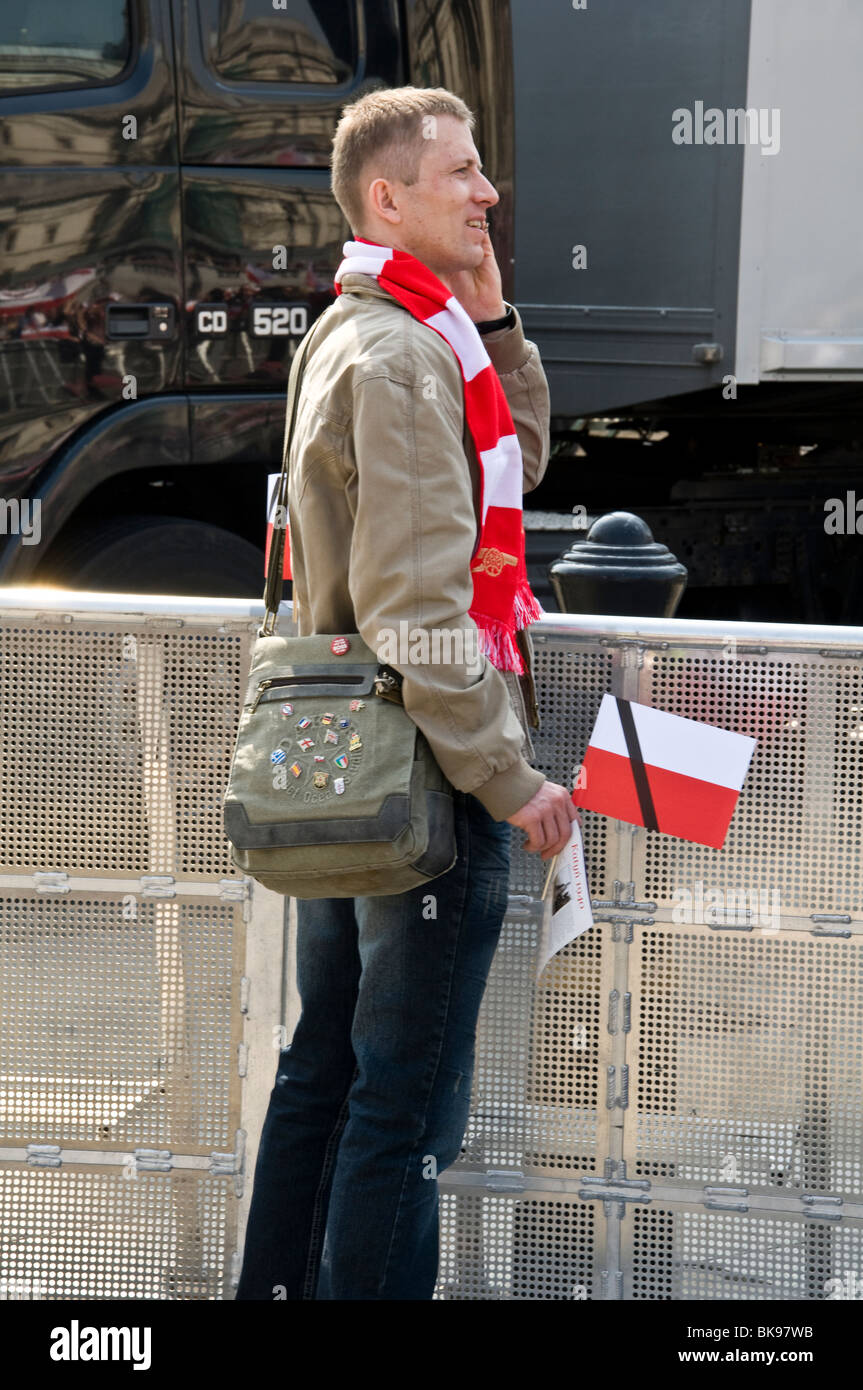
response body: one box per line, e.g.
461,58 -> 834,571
27,1144 -> 62,1167
133,1148 -> 173,1172
810,914 -> 852,938
219,879 -> 249,902
585,1167 -> 649,1192
703,1184 -> 749,1213
505,894 -> 537,919
33,872 -> 69,894
210,1130 -> 246,1197
607,990 -> 632,1034
605,1064 -> 629,1109
485,1170 -> 526,1192
802,1192 -> 843,1221
210,1152 -> 239,1177
578,1186 -> 649,1205
140,875 -> 176,898
594,883 -> 655,913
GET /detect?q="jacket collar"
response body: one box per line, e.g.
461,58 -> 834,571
335,271 -> 412,310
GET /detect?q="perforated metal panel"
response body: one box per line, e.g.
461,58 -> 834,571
0,894 -> 243,1150
626,1205 -> 863,1302
628,926 -> 863,1196
0,1165 -> 232,1300
0,594 -> 276,1302
439,616 -> 863,1301
641,650 -> 863,913
0,620 -> 246,878
436,1192 -> 598,1300
461,910 -> 611,1176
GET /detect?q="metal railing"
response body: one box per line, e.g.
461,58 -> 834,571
0,588 -> 280,1300
439,613 -> 863,1300
0,591 -> 860,1299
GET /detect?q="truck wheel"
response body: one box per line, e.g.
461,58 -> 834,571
40,515 -> 267,598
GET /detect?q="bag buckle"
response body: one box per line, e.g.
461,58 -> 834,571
374,667 -> 403,704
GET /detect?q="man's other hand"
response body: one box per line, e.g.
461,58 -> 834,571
445,228 -> 506,324
506,781 -> 581,860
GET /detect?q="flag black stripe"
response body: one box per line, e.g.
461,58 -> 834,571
615,698 -> 659,833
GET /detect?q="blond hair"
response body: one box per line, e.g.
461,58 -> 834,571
331,86 -> 475,234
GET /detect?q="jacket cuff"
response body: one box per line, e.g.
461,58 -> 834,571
476,306 -> 515,333
482,304 -> 532,375
467,759 -> 546,822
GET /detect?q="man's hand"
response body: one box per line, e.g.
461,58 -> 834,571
506,781 -> 581,860
445,228 -> 506,324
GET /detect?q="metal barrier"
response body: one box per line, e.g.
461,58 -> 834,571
0,593 -> 861,1300
0,589 -> 282,1300
439,613 -> 863,1300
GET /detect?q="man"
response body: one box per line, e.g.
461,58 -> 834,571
236,86 -> 577,1302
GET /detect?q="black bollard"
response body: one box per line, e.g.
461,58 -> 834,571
549,511 -> 687,617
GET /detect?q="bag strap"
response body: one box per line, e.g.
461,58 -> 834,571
261,308 -> 333,636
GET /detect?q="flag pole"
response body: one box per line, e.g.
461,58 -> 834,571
540,852 -> 560,901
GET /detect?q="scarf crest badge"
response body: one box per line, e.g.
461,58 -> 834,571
334,236 -> 544,674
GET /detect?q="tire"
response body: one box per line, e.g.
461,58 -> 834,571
39,515 -> 268,598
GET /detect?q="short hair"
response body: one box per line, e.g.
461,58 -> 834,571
331,85 -> 475,234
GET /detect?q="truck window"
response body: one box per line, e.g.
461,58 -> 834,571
0,0 -> 131,92
205,0 -> 356,86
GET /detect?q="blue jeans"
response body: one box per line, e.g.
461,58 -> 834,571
234,790 -> 511,1300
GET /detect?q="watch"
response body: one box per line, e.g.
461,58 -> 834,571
475,304 -> 515,334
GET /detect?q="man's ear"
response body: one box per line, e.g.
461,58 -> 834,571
367,176 -> 403,228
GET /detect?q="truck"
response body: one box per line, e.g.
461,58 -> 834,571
1,0 -> 860,621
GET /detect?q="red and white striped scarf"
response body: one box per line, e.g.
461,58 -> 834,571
333,237 -> 543,674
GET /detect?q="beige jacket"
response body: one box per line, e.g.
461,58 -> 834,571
285,270 -> 550,821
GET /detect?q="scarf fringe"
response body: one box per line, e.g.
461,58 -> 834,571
513,581 -> 544,627
476,622 -> 524,673
473,581 -> 545,674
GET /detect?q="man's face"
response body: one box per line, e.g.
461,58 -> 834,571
365,115 -> 499,277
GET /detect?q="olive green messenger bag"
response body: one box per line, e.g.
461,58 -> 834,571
223,311 -> 458,898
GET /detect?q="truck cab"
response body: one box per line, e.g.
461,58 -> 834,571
2,1 -> 862,621
0,0 -> 412,593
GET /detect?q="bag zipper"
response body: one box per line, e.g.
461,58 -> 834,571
250,674 -> 366,714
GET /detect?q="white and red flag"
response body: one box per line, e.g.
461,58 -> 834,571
572,694 -> 756,850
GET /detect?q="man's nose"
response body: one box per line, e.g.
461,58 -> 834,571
475,172 -> 499,206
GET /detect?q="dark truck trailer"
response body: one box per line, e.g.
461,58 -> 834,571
0,0 -> 860,622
